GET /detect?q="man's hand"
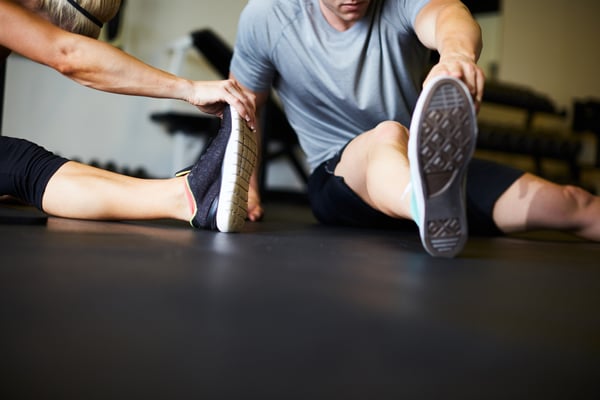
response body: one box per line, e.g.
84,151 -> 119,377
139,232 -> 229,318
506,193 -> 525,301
424,55 -> 485,111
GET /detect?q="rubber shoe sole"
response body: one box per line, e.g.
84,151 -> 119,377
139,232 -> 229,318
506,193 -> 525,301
408,76 -> 477,257
215,106 -> 257,232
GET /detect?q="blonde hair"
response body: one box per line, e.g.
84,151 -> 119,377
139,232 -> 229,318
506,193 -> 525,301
37,0 -> 122,39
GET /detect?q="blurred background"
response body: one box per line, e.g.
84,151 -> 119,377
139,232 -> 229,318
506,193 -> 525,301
3,0 -> 600,192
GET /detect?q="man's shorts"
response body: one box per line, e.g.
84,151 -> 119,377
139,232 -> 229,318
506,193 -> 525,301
307,150 -> 525,236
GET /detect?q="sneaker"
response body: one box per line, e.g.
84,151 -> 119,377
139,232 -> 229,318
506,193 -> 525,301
408,76 -> 477,257
177,105 -> 257,232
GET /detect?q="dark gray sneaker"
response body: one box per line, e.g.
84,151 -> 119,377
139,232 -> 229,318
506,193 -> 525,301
408,76 -> 477,257
177,105 -> 257,232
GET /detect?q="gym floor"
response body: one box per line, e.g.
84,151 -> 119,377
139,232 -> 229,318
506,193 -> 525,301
1,200 -> 599,399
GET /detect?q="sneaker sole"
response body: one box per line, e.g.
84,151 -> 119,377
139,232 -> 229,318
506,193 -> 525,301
216,106 -> 258,232
408,77 -> 477,257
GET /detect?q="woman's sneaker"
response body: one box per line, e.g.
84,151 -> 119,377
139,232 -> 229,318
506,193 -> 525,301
178,105 -> 257,232
408,76 -> 477,257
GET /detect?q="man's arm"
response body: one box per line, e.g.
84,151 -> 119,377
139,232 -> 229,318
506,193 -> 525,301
0,0 -> 255,126
414,0 -> 484,106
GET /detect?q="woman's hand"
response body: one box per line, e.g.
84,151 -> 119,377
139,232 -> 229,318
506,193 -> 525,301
188,79 -> 257,130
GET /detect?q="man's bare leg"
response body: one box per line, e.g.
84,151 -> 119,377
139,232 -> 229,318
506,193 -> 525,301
494,173 -> 600,240
334,121 -> 413,220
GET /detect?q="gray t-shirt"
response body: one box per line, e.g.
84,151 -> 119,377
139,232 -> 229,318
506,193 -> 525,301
231,0 -> 431,171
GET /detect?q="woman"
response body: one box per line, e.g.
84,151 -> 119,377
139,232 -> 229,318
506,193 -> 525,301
0,0 -> 258,232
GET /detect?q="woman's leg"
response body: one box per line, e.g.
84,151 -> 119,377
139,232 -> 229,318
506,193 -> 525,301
494,172 -> 600,240
42,161 -> 191,222
1,136 -> 191,222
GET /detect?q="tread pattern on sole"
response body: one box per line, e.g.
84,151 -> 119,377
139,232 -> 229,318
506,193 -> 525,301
217,109 -> 258,233
412,78 -> 477,257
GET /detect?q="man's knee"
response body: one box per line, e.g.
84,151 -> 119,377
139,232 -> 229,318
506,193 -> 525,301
562,185 -> 595,213
372,121 -> 409,145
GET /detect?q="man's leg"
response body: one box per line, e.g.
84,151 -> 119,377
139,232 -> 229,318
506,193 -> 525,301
333,121 -> 413,220
335,77 -> 476,257
494,172 -> 600,240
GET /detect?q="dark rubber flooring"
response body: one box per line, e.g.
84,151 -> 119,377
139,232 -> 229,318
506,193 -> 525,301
1,202 -> 599,399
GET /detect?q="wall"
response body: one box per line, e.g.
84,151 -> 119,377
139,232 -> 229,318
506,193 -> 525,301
482,0 -> 600,175
500,0 -> 600,110
3,0 -> 600,180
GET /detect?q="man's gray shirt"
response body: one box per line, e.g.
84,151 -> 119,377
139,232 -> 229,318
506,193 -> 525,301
231,0 -> 431,171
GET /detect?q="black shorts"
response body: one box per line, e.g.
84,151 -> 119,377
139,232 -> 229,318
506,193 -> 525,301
0,136 -> 69,209
307,150 -> 525,236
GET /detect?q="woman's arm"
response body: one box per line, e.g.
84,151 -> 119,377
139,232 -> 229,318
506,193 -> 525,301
0,0 -> 256,126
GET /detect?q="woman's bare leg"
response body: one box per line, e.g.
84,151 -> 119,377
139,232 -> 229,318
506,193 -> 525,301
494,172 -> 600,240
42,161 -> 191,222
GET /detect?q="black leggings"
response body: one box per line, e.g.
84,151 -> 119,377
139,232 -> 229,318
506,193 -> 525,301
0,136 -> 69,210
308,152 -> 525,236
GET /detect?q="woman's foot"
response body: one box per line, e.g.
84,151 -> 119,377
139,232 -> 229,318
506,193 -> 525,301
179,105 -> 257,232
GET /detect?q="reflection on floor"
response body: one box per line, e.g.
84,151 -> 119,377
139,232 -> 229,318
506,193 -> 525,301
1,202 -> 599,399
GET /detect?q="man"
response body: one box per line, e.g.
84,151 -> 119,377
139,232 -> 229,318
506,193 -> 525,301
231,0 -> 600,257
